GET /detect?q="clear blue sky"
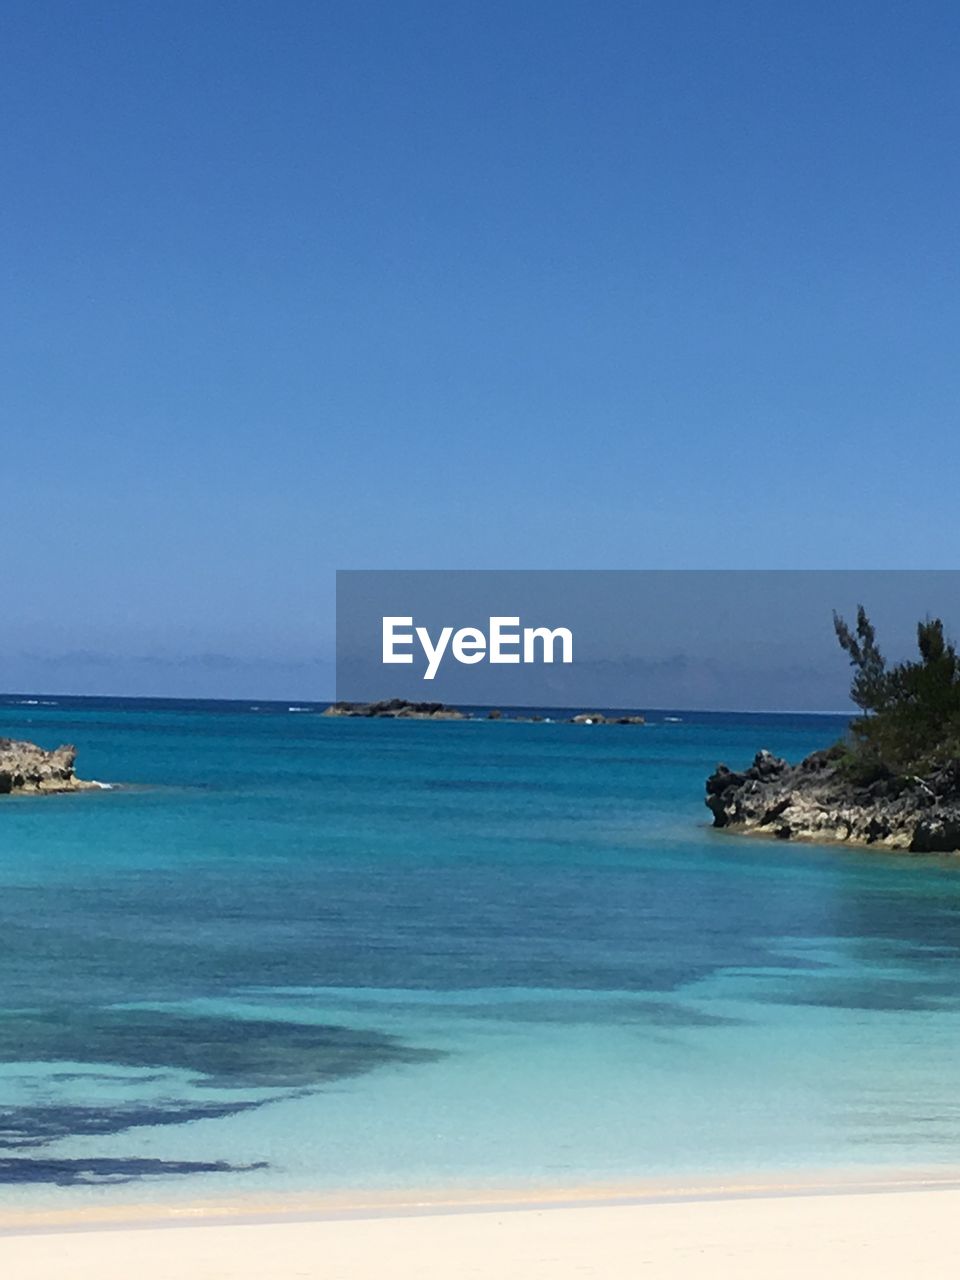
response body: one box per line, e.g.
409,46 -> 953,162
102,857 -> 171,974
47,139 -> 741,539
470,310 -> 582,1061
4,2 -> 960,697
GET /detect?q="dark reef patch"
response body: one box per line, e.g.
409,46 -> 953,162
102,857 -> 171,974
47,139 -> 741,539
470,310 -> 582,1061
0,1006 -> 442,1183
441,997 -> 740,1028
0,1098 -> 268,1150
743,970 -> 960,1014
0,1157 -> 267,1186
0,1008 -> 442,1089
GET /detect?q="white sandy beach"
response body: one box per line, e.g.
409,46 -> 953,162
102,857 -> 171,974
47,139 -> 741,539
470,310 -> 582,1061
3,1183 -> 960,1278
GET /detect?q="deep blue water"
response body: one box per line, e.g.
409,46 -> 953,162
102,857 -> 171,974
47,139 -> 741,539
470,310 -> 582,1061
2,695 -> 960,1208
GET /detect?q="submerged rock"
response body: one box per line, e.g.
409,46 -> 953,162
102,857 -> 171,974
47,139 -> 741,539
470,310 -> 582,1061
705,748 -> 960,853
0,739 -> 99,796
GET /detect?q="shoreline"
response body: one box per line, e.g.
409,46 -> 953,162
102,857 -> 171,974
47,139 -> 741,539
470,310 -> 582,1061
709,819 -> 960,856
5,1163 -> 960,1235
4,1182 -> 960,1280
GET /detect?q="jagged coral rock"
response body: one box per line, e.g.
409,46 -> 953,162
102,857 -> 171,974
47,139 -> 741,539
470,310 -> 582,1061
0,739 -> 98,795
706,749 -> 960,853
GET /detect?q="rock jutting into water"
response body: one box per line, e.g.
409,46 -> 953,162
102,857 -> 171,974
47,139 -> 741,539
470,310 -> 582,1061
0,738 -> 100,796
706,748 -> 960,853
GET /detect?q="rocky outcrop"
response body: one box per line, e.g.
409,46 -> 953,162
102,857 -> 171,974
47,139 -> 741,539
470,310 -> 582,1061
322,699 -> 467,720
323,700 -> 646,725
0,739 -> 99,795
706,748 -> 960,853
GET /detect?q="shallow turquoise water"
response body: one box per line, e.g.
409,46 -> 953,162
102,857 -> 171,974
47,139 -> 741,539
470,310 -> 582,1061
3,697 -> 960,1209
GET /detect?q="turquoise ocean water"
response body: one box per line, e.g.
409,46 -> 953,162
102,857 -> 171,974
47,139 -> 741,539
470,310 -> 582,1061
3,696 -> 960,1211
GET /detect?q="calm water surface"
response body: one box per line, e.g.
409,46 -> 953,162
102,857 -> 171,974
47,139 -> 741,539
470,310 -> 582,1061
2,697 -> 960,1210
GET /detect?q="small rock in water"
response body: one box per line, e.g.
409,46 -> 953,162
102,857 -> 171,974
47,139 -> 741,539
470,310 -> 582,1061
0,738 -> 99,796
